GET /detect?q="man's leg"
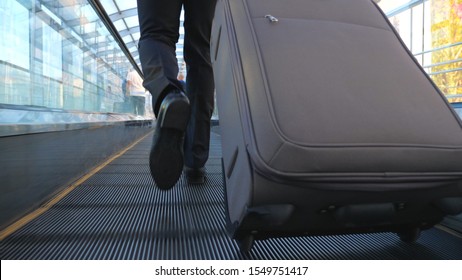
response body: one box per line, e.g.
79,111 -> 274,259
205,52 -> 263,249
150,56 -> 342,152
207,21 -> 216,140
137,0 -> 191,189
137,0 -> 184,114
183,0 -> 218,183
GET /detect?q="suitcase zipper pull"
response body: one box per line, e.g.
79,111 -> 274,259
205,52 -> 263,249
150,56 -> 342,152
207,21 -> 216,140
265,14 -> 279,23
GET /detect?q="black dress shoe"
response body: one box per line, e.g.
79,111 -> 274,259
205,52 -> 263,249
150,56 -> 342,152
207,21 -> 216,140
184,166 -> 205,184
149,90 -> 190,190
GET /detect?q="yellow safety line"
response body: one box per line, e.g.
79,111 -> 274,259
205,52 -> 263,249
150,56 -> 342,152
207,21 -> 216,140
0,132 -> 152,241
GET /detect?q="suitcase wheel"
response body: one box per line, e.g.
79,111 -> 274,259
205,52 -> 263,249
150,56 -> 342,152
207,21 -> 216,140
236,234 -> 254,253
397,227 -> 421,243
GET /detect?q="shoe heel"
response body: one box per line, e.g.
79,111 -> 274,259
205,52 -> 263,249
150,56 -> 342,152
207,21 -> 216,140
157,90 -> 191,131
160,99 -> 190,131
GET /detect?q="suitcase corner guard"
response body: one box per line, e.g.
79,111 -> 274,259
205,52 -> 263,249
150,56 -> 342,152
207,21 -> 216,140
229,204 -> 295,235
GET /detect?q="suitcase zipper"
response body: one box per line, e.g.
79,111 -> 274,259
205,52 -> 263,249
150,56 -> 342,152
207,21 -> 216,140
265,14 -> 279,23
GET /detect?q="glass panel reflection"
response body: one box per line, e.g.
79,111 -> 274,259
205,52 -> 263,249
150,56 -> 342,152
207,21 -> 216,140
378,0 -> 462,103
0,0 -> 151,121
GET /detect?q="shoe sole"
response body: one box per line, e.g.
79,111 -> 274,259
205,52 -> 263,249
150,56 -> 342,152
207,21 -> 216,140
187,176 -> 205,184
149,98 -> 190,190
159,97 -> 190,131
185,168 -> 206,184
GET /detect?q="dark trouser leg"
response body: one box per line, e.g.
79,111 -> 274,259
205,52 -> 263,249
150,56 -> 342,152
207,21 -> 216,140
138,0 -> 192,189
183,0 -> 217,169
137,0 -> 184,115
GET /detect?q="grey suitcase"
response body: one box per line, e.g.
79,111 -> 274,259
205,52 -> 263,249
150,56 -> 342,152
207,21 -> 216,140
211,0 -> 462,251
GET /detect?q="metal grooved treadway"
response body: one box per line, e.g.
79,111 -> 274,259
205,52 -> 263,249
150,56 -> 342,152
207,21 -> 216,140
1,132 -> 462,260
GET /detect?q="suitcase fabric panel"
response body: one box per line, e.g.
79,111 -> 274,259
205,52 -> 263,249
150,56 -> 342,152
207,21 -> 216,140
252,19 -> 462,146
222,0 -> 462,176
245,0 -> 391,31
